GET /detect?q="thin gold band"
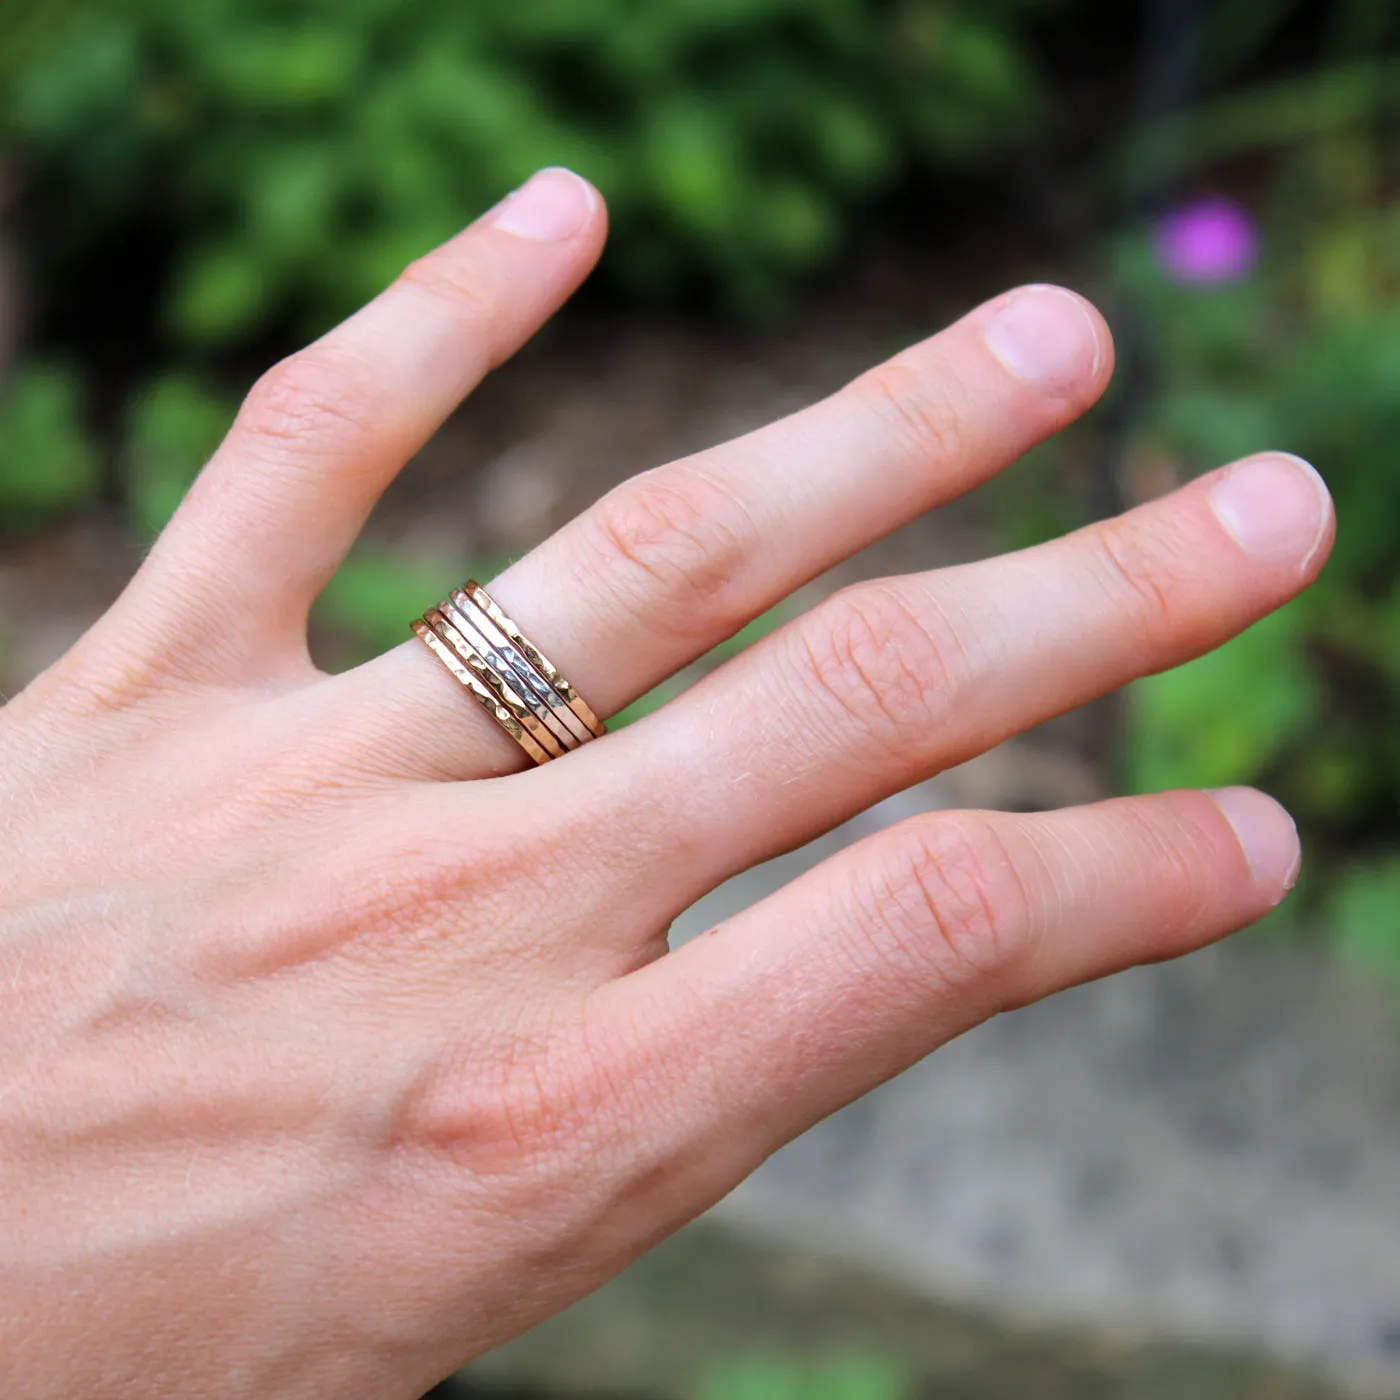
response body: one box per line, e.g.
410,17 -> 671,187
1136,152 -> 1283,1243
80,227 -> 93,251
463,580 -> 606,739
424,608 -> 566,761
411,619 -> 552,766
411,583 -> 606,765
448,587 -> 594,748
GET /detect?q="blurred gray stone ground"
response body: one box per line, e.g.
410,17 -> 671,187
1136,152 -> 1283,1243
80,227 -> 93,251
472,1221 -> 1360,1399
666,775 -> 1400,1395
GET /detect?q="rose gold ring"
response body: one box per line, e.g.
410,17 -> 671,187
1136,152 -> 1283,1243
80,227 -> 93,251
412,580 -> 606,765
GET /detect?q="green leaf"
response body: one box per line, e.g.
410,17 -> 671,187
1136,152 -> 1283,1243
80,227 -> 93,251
12,24 -> 138,143
809,1354 -> 909,1400
813,101 -> 896,189
313,548 -> 494,670
123,374 -> 236,534
0,364 -> 100,526
203,26 -> 364,110
168,240 -> 277,346
0,361 -> 99,528
754,181 -> 839,266
694,1353 -> 909,1400
9,0 -> 1058,329
1328,858 -> 1400,991
245,143 -> 345,257
1127,605 -> 1319,794
645,104 -> 745,237
695,1357 -> 805,1400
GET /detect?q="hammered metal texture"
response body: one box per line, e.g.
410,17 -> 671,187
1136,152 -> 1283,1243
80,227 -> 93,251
463,580 -> 606,738
448,587 -> 593,747
439,597 -> 579,752
411,619 -> 551,765
425,608 -> 566,761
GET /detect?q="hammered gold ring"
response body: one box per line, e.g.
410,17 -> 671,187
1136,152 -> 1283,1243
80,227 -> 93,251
412,580 -> 606,765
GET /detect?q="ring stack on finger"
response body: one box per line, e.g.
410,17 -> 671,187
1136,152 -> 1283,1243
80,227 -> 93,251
412,580 -> 606,765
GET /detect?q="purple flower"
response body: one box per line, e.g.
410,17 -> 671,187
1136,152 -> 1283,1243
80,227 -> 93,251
1155,197 -> 1260,286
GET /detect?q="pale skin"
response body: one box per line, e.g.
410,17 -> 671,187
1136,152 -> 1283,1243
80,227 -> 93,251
0,167 -> 1334,1398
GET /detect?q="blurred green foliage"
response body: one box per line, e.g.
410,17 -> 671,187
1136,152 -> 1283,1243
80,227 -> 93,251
5,0 -> 1045,340
694,1352 -> 908,1400
0,0 -> 1052,540
1331,857 -> 1400,985
122,372 -> 236,532
0,362 -> 98,527
1121,55 -> 1400,954
314,547 -> 492,670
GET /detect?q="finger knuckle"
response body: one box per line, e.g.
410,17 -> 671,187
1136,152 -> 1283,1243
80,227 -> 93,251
583,466 -> 756,641
402,1012 -> 637,1197
34,647 -> 161,721
851,359 -> 965,464
408,1038 -> 563,1162
236,347 -> 379,460
1091,520 -> 1186,650
396,247 -> 497,324
1119,799 -> 1214,926
857,814 -> 1032,994
801,584 -> 966,755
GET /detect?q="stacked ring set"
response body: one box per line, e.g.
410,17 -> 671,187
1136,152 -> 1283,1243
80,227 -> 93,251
412,580 -> 606,765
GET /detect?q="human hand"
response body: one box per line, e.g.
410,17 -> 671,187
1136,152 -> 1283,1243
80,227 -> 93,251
0,169 -> 1332,1398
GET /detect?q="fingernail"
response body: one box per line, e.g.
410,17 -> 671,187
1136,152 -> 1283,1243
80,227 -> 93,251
1207,787 -> 1301,901
488,168 -> 596,241
1208,453 -> 1331,569
982,286 -> 1102,394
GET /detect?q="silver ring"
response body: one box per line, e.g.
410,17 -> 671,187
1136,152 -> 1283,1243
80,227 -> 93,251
440,596 -> 580,753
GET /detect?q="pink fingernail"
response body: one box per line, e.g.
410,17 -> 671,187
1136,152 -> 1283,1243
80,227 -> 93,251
1206,787 -> 1301,903
981,285 -> 1103,394
488,168 -> 596,242
1208,453 -> 1331,570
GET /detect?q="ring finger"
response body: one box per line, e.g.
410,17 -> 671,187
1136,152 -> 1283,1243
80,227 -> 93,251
330,282 -> 1113,777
